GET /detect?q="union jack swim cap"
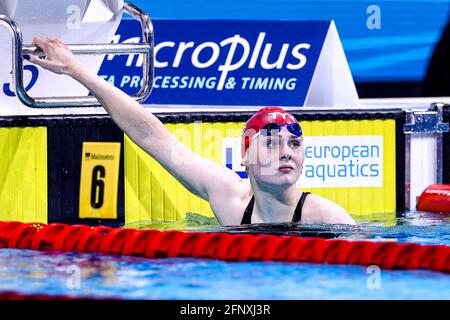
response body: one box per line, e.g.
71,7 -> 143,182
241,107 -> 301,158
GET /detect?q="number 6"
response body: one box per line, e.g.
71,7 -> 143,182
91,165 -> 105,209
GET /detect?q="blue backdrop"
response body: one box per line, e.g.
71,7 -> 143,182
126,0 -> 450,83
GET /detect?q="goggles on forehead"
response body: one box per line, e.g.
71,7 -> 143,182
259,122 -> 302,137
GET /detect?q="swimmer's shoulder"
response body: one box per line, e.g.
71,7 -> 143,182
208,178 -> 252,226
301,193 -> 356,225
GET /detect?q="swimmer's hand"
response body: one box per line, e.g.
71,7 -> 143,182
26,37 -> 80,75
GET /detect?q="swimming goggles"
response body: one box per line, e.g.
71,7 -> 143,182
259,122 -> 302,137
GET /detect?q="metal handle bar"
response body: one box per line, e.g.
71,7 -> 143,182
0,1 -> 154,108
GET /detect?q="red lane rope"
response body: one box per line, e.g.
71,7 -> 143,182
0,221 -> 448,272
0,291 -> 74,300
0,291 -> 117,300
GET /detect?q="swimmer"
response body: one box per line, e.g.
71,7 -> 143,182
27,37 -> 356,226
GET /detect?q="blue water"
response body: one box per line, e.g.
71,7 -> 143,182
0,249 -> 449,300
0,211 -> 449,300
129,210 -> 450,246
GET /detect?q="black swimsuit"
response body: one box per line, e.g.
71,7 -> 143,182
240,192 -> 311,225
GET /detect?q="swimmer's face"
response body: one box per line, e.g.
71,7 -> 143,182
244,127 -> 304,186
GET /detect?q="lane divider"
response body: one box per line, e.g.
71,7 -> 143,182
0,221 -> 448,272
0,291 -> 113,300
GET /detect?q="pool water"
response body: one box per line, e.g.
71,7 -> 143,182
0,211 -> 449,300
0,249 -> 449,300
129,210 -> 450,246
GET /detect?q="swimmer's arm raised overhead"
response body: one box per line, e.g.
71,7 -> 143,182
28,38 -> 244,211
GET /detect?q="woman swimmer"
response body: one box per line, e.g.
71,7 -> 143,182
27,37 -> 356,226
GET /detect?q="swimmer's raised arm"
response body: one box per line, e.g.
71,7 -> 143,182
28,38 -> 244,211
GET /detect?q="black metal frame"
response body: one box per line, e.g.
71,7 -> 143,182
443,105 -> 450,184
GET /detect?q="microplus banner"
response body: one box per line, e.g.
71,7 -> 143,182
0,18 -> 359,115
99,19 -> 359,107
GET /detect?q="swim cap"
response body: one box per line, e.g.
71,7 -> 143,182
241,106 -> 301,158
